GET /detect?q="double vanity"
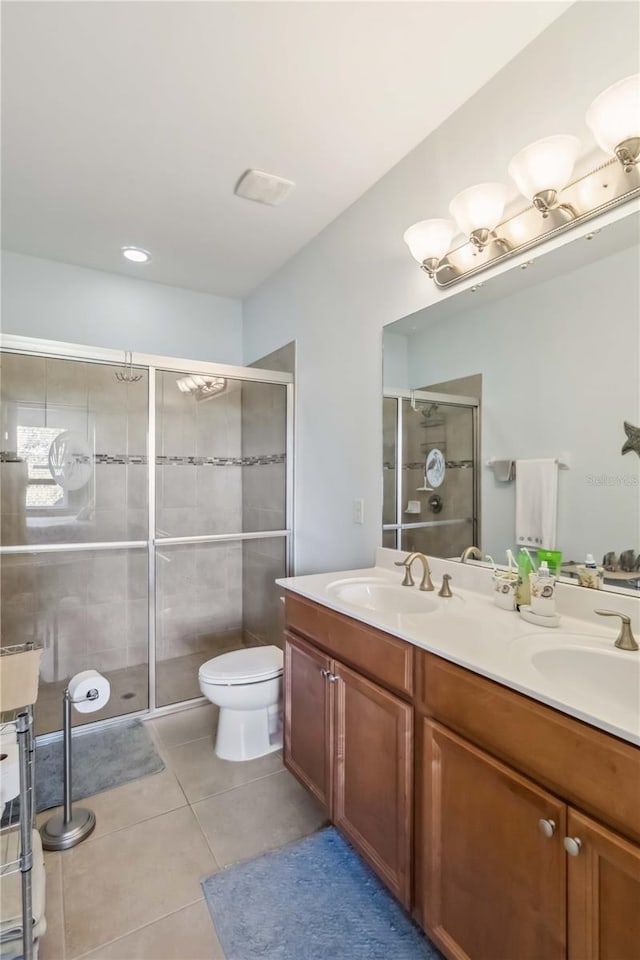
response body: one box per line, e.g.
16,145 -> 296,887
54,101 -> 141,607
278,548 -> 640,960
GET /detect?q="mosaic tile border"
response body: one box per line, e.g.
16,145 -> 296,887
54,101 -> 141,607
155,454 -> 286,467
1,452 -> 286,467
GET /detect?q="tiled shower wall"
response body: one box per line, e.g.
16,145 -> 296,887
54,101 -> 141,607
242,342 -> 294,648
155,372 -> 244,667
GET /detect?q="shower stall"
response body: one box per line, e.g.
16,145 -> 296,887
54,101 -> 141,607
383,389 -> 479,558
0,337 -> 293,737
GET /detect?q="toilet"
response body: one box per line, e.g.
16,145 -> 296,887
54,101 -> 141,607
198,646 -> 284,762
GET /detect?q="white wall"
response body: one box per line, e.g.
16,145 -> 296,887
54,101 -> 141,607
382,333 -> 409,392
1,251 -> 243,364
404,244 -> 640,563
242,2 -> 640,574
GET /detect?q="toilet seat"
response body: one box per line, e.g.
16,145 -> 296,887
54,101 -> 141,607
199,645 -> 283,686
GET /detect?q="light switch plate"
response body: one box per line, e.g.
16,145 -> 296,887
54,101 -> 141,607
353,499 -> 364,524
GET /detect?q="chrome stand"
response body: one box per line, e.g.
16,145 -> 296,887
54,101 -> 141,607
41,689 -> 97,851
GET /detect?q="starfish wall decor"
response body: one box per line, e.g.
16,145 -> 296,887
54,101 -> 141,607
622,421 -> 640,457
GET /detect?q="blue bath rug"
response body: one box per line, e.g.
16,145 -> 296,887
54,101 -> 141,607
2,719 -> 164,826
202,827 -> 442,960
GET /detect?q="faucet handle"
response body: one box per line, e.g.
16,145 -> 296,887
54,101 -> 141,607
595,610 -> 638,651
438,574 -> 453,598
595,609 -> 631,623
395,560 -> 415,587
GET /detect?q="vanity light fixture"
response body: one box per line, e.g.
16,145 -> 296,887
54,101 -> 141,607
403,219 -> 456,277
449,182 -> 508,250
586,74 -> 640,171
508,135 -> 581,217
176,374 -> 227,400
122,246 -> 151,263
404,73 -> 640,289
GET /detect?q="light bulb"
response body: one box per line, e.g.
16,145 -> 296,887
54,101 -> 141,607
508,135 -> 581,212
449,183 -> 507,248
403,219 -> 455,273
586,74 -> 640,169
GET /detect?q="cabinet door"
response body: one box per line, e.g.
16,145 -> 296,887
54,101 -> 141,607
333,663 -> 412,907
420,719 -> 566,960
567,808 -> 640,960
284,631 -> 333,811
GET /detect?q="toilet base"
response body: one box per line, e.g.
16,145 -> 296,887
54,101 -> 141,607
215,703 -> 283,762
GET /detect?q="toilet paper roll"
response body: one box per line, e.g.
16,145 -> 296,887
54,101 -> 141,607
68,669 -> 111,713
0,744 -> 20,809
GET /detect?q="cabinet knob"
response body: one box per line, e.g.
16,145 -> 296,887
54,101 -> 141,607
327,673 -> 339,683
320,668 -> 329,678
563,836 -> 582,857
538,818 -> 556,839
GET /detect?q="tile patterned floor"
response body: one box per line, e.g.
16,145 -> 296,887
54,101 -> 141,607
38,703 -> 327,959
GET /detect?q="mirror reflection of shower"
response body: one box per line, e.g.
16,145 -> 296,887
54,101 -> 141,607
383,383 -> 480,558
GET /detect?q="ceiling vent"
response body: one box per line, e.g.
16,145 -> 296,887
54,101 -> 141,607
234,169 -> 295,206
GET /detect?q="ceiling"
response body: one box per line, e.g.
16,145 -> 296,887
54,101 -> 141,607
2,2 -> 570,299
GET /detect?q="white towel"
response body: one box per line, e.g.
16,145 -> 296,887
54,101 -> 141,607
515,458 -> 558,549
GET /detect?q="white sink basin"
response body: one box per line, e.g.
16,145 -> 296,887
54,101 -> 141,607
326,578 -> 438,614
512,633 -> 640,729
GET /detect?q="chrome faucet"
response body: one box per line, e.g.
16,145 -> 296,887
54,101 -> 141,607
595,610 -> 639,651
460,545 -> 483,563
395,552 -> 435,592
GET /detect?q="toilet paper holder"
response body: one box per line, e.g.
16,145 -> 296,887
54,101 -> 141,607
40,680 -> 107,851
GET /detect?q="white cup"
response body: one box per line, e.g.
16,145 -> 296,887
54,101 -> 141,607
493,574 -> 518,610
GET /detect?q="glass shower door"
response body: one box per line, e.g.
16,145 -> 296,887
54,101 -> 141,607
0,351 -> 149,735
383,391 -> 478,558
154,369 -> 288,708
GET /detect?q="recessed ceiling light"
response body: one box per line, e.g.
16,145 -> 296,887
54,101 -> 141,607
122,246 -> 151,263
234,169 -> 295,206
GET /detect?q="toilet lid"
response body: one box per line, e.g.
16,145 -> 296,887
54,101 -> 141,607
198,646 -> 283,685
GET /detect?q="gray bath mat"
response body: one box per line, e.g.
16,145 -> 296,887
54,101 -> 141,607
36,718 -> 164,811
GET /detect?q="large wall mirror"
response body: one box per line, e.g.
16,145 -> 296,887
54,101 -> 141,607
382,212 -> 640,594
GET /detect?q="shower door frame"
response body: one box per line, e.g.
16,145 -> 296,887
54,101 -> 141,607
383,389 -> 480,552
0,334 -> 294,732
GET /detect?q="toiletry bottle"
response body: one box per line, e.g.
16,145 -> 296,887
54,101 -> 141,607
577,553 -> 604,589
515,549 -> 533,608
529,561 -> 557,617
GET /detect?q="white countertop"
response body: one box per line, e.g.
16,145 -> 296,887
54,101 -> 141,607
277,549 -> 640,747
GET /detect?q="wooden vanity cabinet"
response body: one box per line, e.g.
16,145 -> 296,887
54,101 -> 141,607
284,593 -> 640,960
416,649 -> 640,960
284,631 -> 334,810
566,810 -> 640,960
283,625 -> 413,907
420,719 -> 567,960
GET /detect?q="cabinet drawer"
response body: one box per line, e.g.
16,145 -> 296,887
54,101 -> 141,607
284,593 -> 413,698
416,650 -> 640,843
